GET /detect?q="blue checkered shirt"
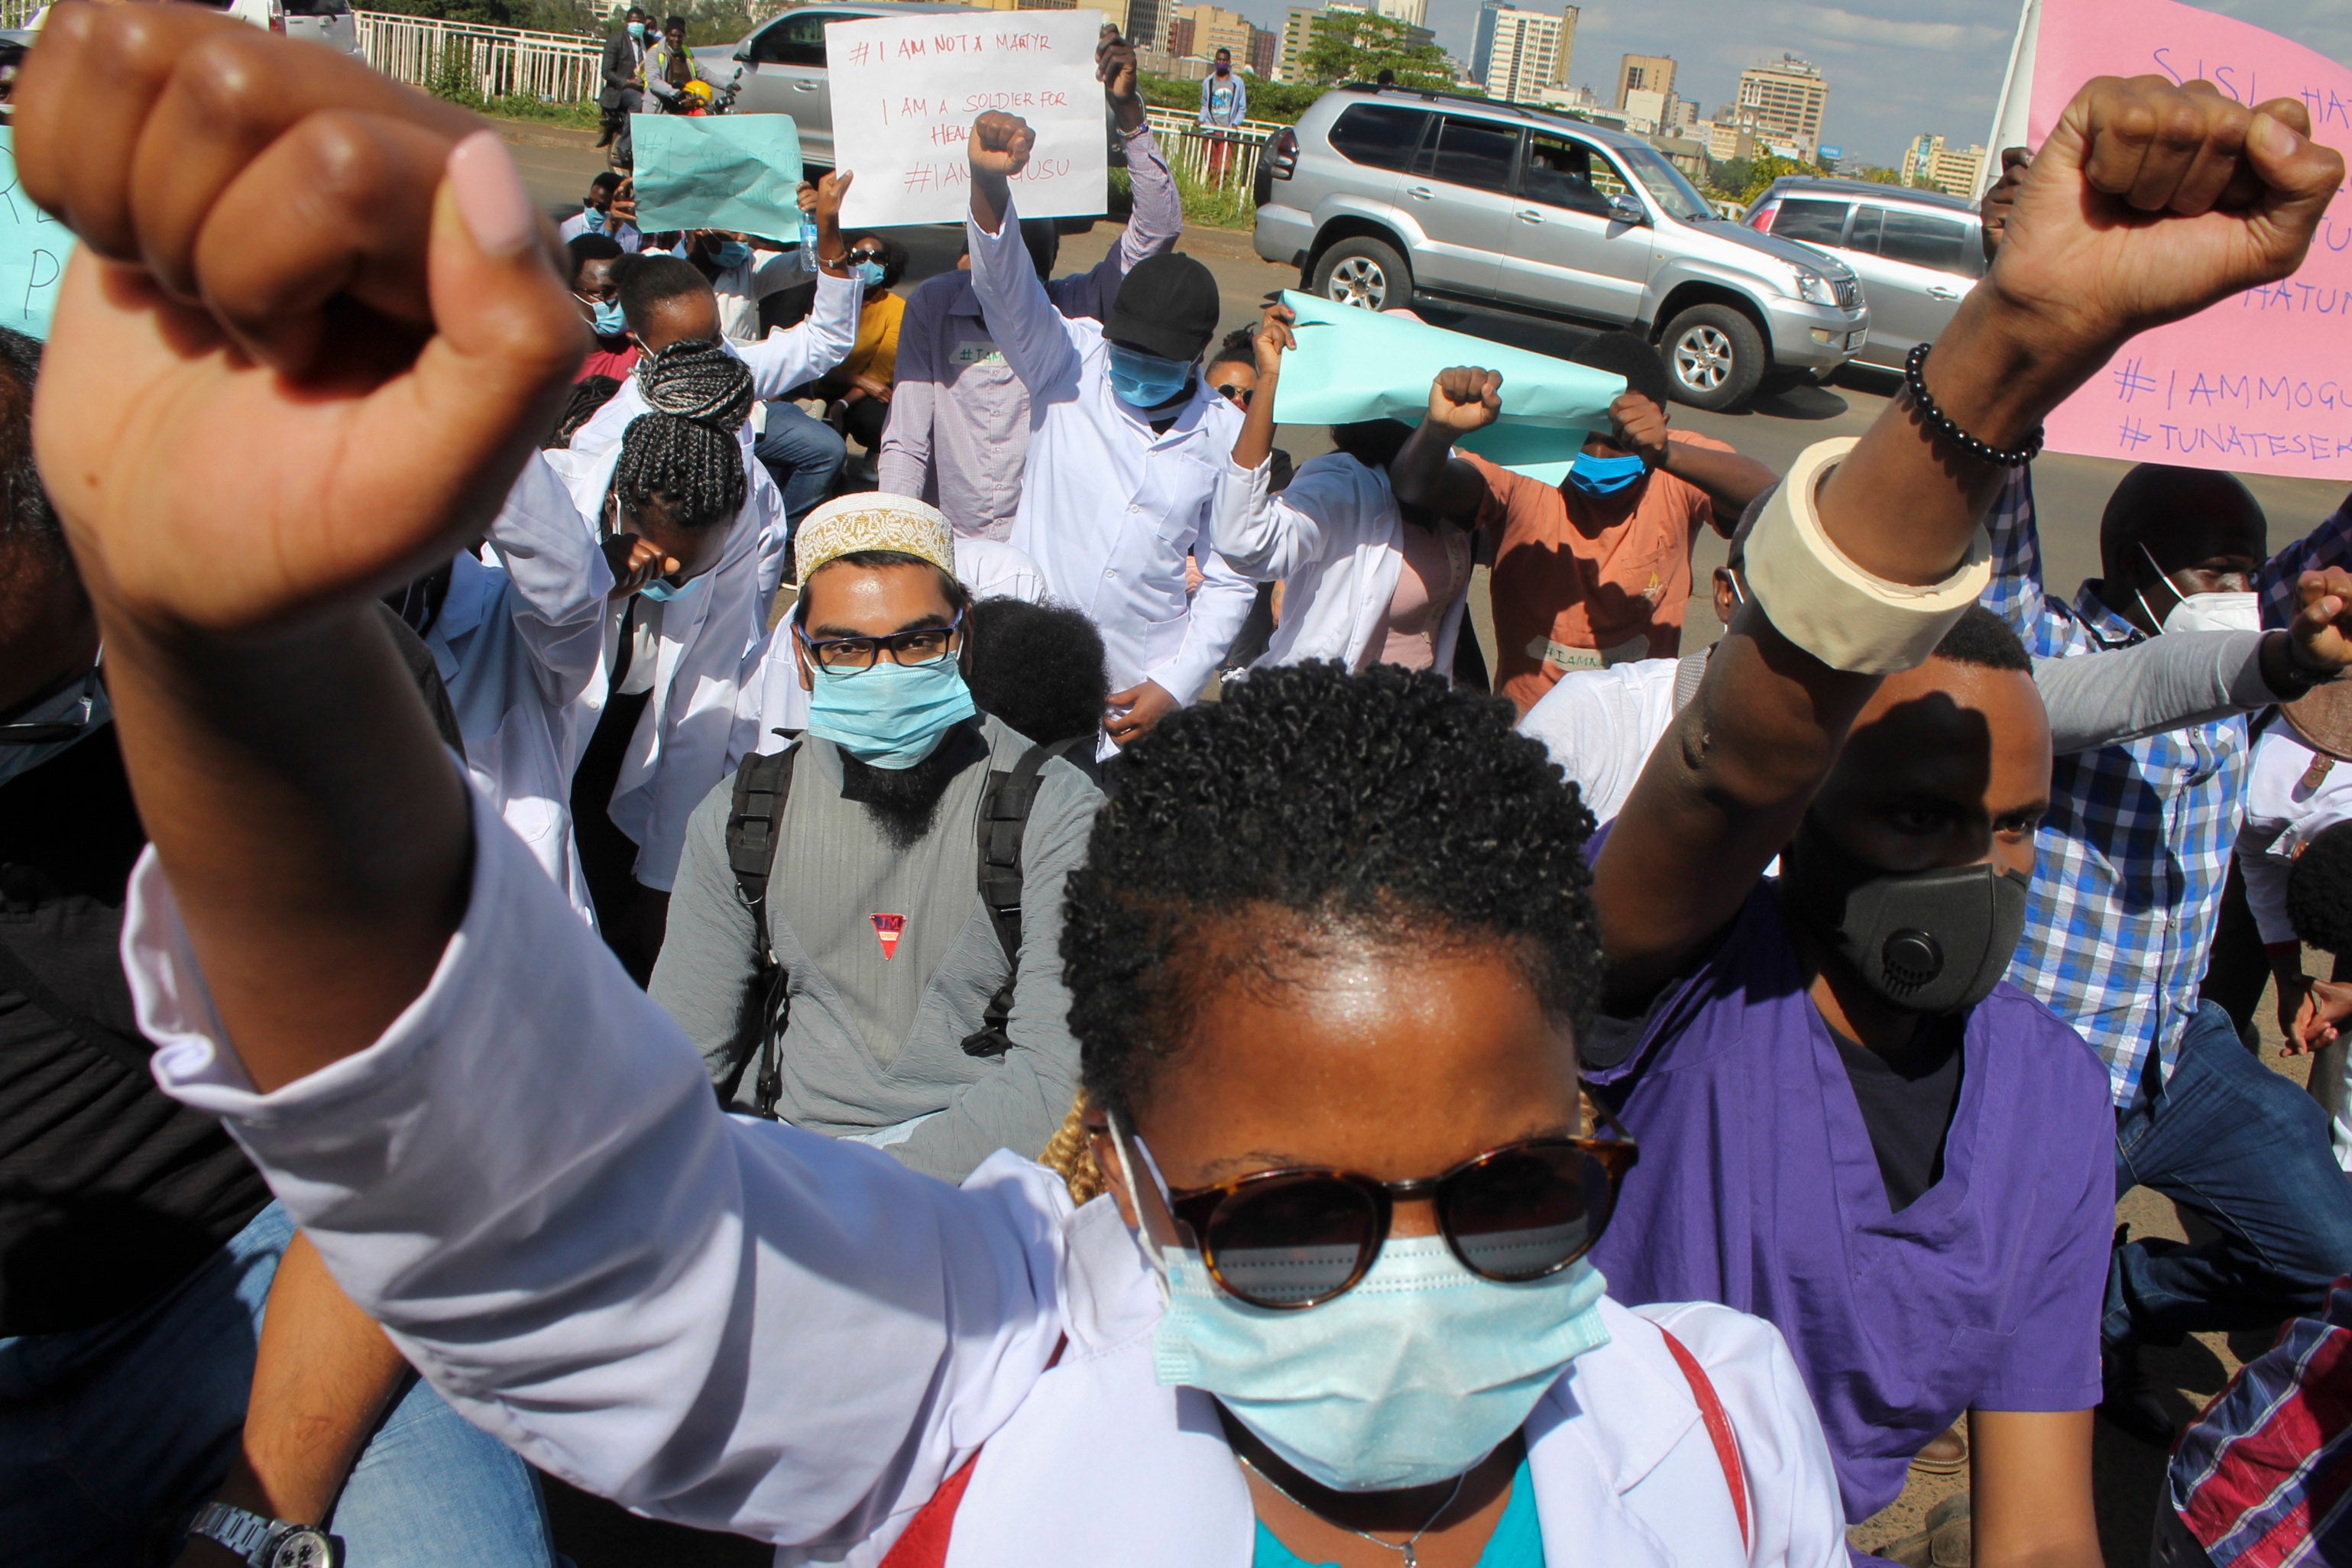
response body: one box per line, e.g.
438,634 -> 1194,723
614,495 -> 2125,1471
1981,468 -> 2352,1106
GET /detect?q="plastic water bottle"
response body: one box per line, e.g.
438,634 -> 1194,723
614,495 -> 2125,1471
799,212 -> 820,256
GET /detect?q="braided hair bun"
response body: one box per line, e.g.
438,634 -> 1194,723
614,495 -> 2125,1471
614,339 -> 753,533
636,338 -> 754,431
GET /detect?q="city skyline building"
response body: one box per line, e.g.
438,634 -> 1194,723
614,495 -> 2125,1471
1735,53 -> 1828,154
1615,53 -> 1675,111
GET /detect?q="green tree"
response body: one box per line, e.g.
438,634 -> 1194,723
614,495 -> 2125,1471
1297,11 -> 1453,90
1734,154 -> 1814,206
1709,156 -> 1754,200
1855,165 -> 1906,185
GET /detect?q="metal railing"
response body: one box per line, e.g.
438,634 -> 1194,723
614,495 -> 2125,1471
355,11 -> 604,103
1143,105 -> 1280,194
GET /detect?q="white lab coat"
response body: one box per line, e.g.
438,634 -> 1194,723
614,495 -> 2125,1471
2238,721 -> 2352,1169
129,790 -> 1848,1567
542,444 -> 765,892
573,268 -> 864,607
426,455 -> 613,925
728,535 -> 1051,761
1210,452 -> 1470,678
968,199 -> 1254,726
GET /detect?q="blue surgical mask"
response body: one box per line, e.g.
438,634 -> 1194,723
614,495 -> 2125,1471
585,297 -> 627,335
582,204 -> 607,232
1567,450 -> 1648,497
627,21 -> 646,37
805,656 -> 977,769
852,258 -> 887,289
1107,345 -> 1193,410
637,572 -> 702,604
1142,1185 -> 1611,1493
711,239 -> 753,271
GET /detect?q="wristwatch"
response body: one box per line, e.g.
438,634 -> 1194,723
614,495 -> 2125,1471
186,1502 -> 340,1568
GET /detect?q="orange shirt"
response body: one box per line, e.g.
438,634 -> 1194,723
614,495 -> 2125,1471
1471,430 -> 1732,714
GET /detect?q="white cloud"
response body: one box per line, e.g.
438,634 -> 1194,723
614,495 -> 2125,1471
1764,3 -> 2009,53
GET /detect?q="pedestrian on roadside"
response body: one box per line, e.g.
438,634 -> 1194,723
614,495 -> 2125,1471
1195,47 -> 1246,183
598,7 -> 650,167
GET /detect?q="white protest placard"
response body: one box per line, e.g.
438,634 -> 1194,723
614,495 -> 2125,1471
825,8 -> 1107,229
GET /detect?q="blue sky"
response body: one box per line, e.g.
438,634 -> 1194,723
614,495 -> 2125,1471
1213,0 -> 2352,168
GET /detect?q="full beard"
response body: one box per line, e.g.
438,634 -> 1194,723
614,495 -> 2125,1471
835,719 -> 984,850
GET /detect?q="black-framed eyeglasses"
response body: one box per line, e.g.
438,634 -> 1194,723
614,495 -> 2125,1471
1214,382 -> 1253,408
1127,1110 -> 1638,1311
795,611 -> 964,673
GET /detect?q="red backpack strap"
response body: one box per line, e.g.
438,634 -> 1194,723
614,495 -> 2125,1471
877,1453 -> 979,1568
1660,1325 -> 1751,1553
876,1336 -> 1065,1568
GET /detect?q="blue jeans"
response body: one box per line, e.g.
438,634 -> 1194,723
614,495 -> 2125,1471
2108,1002 -> 2352,1345
753,400 -> 847,546
0,1202 -> 554,1567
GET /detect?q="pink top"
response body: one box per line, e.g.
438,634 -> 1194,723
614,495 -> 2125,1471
1378,521 -> 1472,670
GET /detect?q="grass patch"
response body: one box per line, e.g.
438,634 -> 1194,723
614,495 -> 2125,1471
478,93 -> 601,130
1171,163 -> 1256,231
424,45 -> 601,130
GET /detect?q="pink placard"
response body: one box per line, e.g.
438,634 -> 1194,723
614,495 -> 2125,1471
2026,0 -> 2352,480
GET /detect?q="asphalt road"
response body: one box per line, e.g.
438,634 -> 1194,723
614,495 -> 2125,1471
505,121 -> 2328,1566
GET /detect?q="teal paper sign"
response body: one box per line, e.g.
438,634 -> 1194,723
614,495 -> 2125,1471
1268,291 -> 1624,484
0,127 -> 73,339
630,115 -> 805,239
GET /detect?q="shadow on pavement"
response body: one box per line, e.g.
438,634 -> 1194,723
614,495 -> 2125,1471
1749,383 -> 1850,421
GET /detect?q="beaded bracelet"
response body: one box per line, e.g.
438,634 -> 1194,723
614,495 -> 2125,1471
1903,342 -> 2044,468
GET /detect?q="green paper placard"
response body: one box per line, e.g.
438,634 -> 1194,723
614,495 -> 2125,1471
1269,290 -> 1623,480
630,115 -> 805,239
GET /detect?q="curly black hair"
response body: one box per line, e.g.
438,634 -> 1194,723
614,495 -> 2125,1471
1062,661 -> 1602,1124
967,596 -> 1108,750
2289,820 -> 2352,957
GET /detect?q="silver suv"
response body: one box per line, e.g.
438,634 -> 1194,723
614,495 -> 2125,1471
1742,177 -> 1983,371
1253,86 -> 1868,411
692,2 -> 977,168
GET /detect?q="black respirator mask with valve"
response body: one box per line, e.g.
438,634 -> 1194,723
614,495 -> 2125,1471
1779,817 -> 2030,1016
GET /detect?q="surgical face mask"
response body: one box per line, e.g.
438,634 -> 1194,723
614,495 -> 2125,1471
1780,815 -> 2030,1016
637,572 -> 702,604
0,667 -> 110,789
1106,345 -> 1193,410
805,655 -> 977,769
627,20 -> 646,37
1115,1121 -> 1612,1494
581,203 -> 607,232
710,239 -> 753,271
579,295 -> 627,335
852,258 -> 887,289
2137,543 -> 2261,636
1567,450 -> 1647,497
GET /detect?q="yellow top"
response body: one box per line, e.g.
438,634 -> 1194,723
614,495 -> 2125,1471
842,290 -> 905,390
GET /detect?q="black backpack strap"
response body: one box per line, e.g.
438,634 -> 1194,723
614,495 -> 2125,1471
960,740 -> 1057,1059
0,931 -> 154,1082
724,744 -> 799,1116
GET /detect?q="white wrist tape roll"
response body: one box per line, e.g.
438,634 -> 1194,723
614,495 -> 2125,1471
1741,437 -> 1992,675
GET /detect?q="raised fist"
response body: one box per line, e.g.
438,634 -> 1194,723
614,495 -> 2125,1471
1991,75 -> 2344,364
969,110 -> 1035,181
1426,366 -> 1502,434
16,3 -> 581,635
